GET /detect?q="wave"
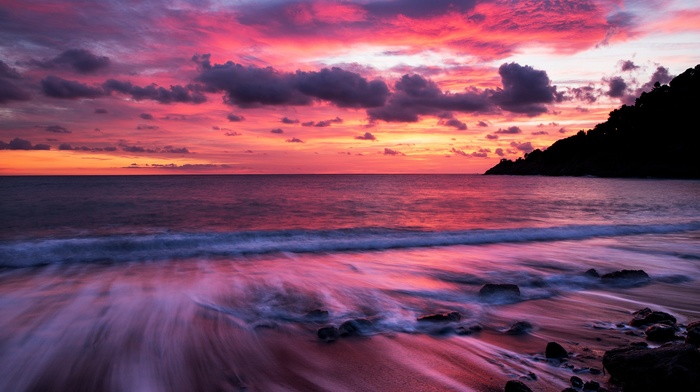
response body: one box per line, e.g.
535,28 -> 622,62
1,222 -> 699,267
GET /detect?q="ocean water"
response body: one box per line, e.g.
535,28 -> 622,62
1,175 -> 699,391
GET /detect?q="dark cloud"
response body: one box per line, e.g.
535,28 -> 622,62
0,137 -> 50,150
495,126 -> 522,134
94,108 -> 108,114
281,117 -> 299,124
364,0 -> 477,19
570,85 -> 598,103
485,134 -> 499,140
532,130 -> 548,135
41,75 -> 104,99
43,125 -> 71,134
620,60 -> 639,72
367,73 -> 491,122
476,120 -> 490,127
194,55 -> 389,109
139,113 -> 154,120
58,143 -> 115,152
640,66 -> 672,92
119,142 -> 189,154
224,131 -> 242,136
355,132 -> 377,141
33,49 -> 110,74
270,128 -> 284,134
0,60 -> 31,103
606,76 -> 627,98
558,127 -> 568,134
491,63 -> 562,116
136,124 -> 160,130
495,148 -> 505,157
471,148 -> 490,158
103,79 -> 206,104
227,113 -> 245,122
510,141 -> 534,153
439,117 -> 467,130
451,147 -> 468,157
383,148 -> 404,156
301,121 -> 315,127
285,137 -> 304,143
304,117 -> 343,127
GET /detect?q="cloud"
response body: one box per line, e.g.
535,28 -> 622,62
281,117 -> 299,124
33,49 -> 110,74
532,130 -> 548,135
227,113 -> 245,122
570,85 -> 598,103
103,79 -> 206,104
136,124 -> 160,130
41,75 -> 104,99
485,134 -> 499,140
119,142 -> 189,154
495,148 -> 505,157
43,125 -> 71,134
285,137 -> 304,143
58,143 -> 116,152
195,55 -> 389,109
0,137 -> 50,150
495,126 -> 522,134
640,66 -> 673,92
558,127 -> 568,133
510,141 -> 534,153
304,117 -> 343,127
383,147 -> 404,156
491,63 -> 562,116
606,76 -> 627,98
94,108 -> 108,114
363,0 -> 477,19
224,131 -> 242,136
270,128 -> 284,134
451,147 -> 468,157
439,117 -> 467,130
476,121 -> 490,127
355,132 -> 377,141
301,121 -> 315,126
0,60 -> 31,103
620,60 -> 639,72
139,113 -> 154,120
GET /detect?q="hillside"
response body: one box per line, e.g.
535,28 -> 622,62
485,65 -> 700,178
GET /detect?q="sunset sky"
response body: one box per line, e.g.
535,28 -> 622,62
1,0 -> 699,174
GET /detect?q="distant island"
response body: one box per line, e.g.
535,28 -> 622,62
485,64 -> 700,178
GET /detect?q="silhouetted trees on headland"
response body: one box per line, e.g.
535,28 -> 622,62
485,64 -> 700,178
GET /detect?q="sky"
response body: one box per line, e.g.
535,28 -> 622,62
1,0 -> 699,174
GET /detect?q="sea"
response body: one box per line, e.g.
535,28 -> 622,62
1,175 -> 699,391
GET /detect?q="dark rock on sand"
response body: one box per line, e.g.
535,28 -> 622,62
583,380 -> 600,391
603,343 -> 700,391
505,321 -> 533,335
317,326 -> 339,342
455,325 -> 482,336
504,379 -> 533,392
570,375 -> 584,388
601,269 -> 650,282
645,324 -> 677,342
545,342 -> 568,360
686,321 -> 700,346
584,268 -> 600,278
479,284 -> 520,299
338,318 -> 372,337
629,307 -> 677,327
417,311 -> 461,322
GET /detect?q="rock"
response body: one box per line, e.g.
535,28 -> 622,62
545,342 -> 568,360
570,375 -> 584,388
602,343 -> 700,391
504,379 -> 533,392
317,326 -> 339,342
505,321 -> 533,335
629,307 -> 677,327
645,324 -> 677,342
338,318 -> 372,337
584,268 -> 600,278
417,311 -> 461,322
305,309 -> 329,320
455,325 -> 482,336
686,321 -> 700,346
583,380 -> 600,391
479,283 -> 520,299
601,269 -> 650,282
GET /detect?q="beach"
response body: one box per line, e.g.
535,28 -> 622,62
1,175 -> 699,391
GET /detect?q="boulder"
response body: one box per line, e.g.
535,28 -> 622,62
603,343 -> 700,391
686,321 -> 700,346
645,324 -> 677,342
417,311 -> 461,322
317,326 -> 339,342
505,321 -> 533,335
545,342 -> 568,360
455,325 -> 482,336
305,309 -> 330,320
504,380 -> 532,392
478,283 -> 520,299
338,318 -> 372,337
601,269 -> 650,282
582,380 -> 600,391
570,375 -> 583,388
629,307 -> 677,327
584,268 -> 600,278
